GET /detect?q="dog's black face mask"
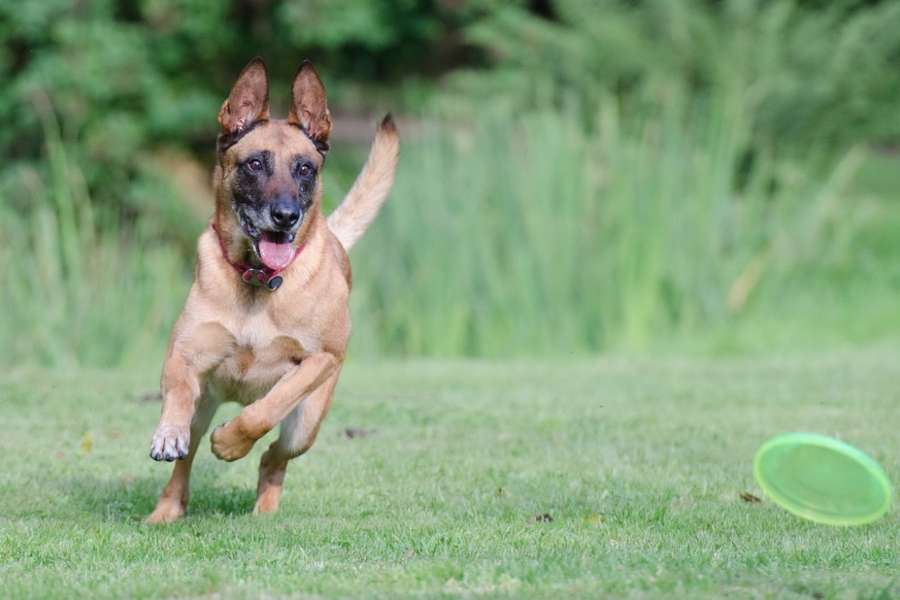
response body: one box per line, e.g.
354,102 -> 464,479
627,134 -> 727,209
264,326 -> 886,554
232,147 -> 317,234
221,122 -> 321,270
215,58 -> 331,271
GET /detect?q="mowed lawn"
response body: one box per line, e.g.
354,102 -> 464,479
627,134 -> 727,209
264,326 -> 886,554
1,352 -> 898,599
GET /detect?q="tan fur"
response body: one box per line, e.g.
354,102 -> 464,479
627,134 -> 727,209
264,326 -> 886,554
146,60 -> 398,524
288,61 -> 333,143
218,58 -> 271,135
327,116 -> 400,250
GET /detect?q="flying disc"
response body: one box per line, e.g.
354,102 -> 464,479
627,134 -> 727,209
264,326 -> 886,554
753,433 -> 892,526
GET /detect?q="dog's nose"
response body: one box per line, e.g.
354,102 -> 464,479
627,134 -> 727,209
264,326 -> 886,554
270,198 -> 301,229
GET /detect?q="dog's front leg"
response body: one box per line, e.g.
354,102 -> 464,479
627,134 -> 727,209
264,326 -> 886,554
150,351 -> 203,462
210,352 -> 339,462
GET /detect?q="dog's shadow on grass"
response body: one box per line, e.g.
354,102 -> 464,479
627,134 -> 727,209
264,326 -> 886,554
62,475 -> 256,522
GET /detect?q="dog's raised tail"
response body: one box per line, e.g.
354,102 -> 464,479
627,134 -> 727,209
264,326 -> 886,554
327,114 -> 399,251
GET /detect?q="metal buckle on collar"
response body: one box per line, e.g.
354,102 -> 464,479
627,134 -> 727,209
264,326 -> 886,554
241,268 -> 284,291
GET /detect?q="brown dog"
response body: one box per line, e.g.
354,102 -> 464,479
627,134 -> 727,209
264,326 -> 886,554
146,58 -> 398,523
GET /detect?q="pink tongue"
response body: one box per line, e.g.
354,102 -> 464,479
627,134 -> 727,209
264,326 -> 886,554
258,239 -> 296,270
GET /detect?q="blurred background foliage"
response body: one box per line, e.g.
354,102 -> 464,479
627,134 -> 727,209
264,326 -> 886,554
1,0 -> 899,366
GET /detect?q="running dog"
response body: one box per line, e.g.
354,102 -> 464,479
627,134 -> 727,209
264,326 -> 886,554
146,58 -> 398,523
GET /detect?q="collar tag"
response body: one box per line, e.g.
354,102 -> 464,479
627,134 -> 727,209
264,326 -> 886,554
241,268 -> 267,288
240,268 -> 284,291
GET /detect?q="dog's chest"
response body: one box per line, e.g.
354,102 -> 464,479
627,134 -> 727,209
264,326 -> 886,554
208,309 -> 321,403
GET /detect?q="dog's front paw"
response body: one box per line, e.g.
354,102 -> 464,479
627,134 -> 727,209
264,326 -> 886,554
149,424 -> 189,462
210,419 -> 256,462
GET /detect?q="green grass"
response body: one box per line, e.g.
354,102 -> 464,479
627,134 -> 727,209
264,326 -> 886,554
1,351 -> 897,598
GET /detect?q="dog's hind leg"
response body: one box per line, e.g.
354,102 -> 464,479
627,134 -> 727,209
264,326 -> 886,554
253,370 -> 340,515
146,395 -> 219,524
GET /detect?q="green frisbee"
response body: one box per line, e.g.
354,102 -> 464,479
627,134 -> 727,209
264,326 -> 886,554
753,433 -> 892,526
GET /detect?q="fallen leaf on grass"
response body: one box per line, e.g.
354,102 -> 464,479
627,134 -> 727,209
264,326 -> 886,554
135,391 -> 161,403
740,492 -> 762,503
344,427 -> 375,439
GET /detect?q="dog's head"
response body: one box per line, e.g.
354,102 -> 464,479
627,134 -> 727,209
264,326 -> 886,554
213,58 -> 331,270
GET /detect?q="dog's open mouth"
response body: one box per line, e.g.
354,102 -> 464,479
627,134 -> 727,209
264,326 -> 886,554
255,231 -> 296,271
234,206 -> 300,271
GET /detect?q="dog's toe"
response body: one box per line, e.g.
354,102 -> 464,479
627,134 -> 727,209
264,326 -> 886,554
175,436 -> 189,458
150,437 -> 165,461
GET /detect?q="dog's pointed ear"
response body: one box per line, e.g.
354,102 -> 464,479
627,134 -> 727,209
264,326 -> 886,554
218,57 -> 270,135
288,60 -> 332,144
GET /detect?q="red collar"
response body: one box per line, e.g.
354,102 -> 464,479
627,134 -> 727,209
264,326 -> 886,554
212,223 -> 303,291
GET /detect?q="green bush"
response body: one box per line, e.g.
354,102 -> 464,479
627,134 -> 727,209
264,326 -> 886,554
448,0 -> 900,154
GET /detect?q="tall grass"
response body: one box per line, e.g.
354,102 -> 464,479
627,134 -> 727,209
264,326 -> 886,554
0,90 -> 881,367
350,93 -> 873,357
0,102 -> 187,369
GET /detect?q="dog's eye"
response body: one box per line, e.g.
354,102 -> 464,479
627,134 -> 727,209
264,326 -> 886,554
246,159 -> 263,173
294,161 -> 317,179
